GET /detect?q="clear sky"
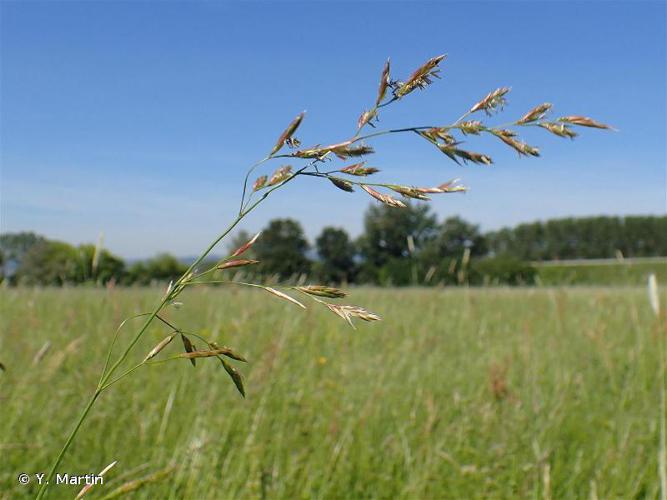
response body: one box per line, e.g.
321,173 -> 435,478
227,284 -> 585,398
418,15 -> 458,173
1,1 -> 665,258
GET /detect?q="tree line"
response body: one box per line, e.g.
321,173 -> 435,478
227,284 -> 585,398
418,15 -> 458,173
1,209 -> 665,287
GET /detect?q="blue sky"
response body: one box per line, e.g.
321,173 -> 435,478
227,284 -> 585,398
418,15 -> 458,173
1,1 -> 665,258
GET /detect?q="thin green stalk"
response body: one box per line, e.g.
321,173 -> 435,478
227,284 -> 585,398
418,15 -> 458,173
36,162 -> 307,500
35,391 -> 100,500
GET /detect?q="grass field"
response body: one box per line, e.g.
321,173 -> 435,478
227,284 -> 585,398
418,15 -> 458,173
1,286 -> 665,499
535,258 -> 667,287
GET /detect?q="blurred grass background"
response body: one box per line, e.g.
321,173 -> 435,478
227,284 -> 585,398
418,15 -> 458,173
0,286 -> 664,499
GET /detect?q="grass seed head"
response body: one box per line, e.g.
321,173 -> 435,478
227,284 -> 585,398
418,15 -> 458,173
361,185 -> 406,208
417,178 -> 467,194
388,185 -> 431,200
458,120 -> 485,135
271,111 -> 305,155
438,144 -> 493,165
180,334 -> 196,366
253,175 -> 267,191
558,115 -> 613,129
340,162 -> 380,176
329,177 -> 355,192
357,109 -> 377,129
470,87 -> 511,115
143,334 -> 176,363
216,259 -> 259,270
179,347 -> 243,360
331,143 -> 375,160
208,342 -> 248,362
395,54 -> 446,98
231,231 -> 261,257
517,102 -> 552,124
324,303 -> 382,328
422,127 -> 456,143
539,122 -> 578,139
376,58 -> 391,106
218,356 -> 245,397
296,285 -> 347,298
75,460 -> 117,500
268,165 -> 293,186
264,287 -> 306,309
495,134 -> 540,157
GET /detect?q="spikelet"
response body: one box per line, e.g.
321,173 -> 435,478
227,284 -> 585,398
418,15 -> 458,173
264,287 -> 306,309
517,103 -> 552,124
208,342 -> 248,362
331,143 -> 375,160
271,112 -> 305,155
216,259 -> 259,270
296,285 -> 347,298
494,132 -> 540,157
421,127 -> 456,144
539,122 -> 578,139
75,460 -> 117,500
268,165 -> 293,186
469,87 -> 510,115
361,185 -> 406,208
376,58 -> 391,106
143,334 -> 176,362
180,334 -> 196,367
329,177 -> 355,192
357,109 -> 377,129
324,303 -> 381,328
340,162 -> 380,176
558,115 -> 613,129
388,185 -> 431,200
253,175 -> 267,191
416,178 -> 467,194
395,54 -> 447,98
231,232 -> 261,257
179,347 -> 247,362
218,356 -> 245,397
458,121 -> 485,135
437,144 -> 493,165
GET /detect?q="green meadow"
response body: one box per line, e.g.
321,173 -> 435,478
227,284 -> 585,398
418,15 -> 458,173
1,286 -> 664,499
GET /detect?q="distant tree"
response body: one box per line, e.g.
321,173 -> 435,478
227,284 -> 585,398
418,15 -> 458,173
253,219 -> 311,280
314,227 -> 356,284
358,203 -> 438,283
75,244 -> 126,284
426,216 -> 487,259
127,253 -> 187,285
15,240 -> 79,285
0,232 -> 47,280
